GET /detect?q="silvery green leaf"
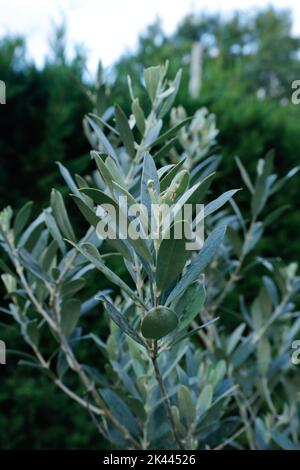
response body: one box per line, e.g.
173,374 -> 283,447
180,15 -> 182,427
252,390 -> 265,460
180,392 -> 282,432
158,68 -> 182,118
263,205 -> 290,227
197,384 -> 213,415
154,137 -> 176,160
178,385 -> 196,426
115,104 -> 135,159
18,212 -> 45,247
131,98 -> 145,134
271,431 -> 298,450
60,298 -> 81,337
111,361 -> 140,399
105,156 -> 126,187
91,151 -> 114,194
251,151 -> 274,216
157,164 -> 175,179
269,166 -> 300,195
144,119 -> 162,146
57,162 -> 81,198
257,337 -> 271,375
66,240 -> 145,307
71,195 -> 99,227
203,189 -> 240,219
19,248 -> 51,283
141,152 -> 160,216
226,323 -> 246,355
226,225 -> 243,258
207,360 -> 227,389
57,350 -> 68,379
169,317 -> 219,347
166,225 -> 226,305
152,117 -> 192,147
99,296 -> 146,347
235,156 -> 254,194
44,211 -> 66,254
262,275 -> 279,306
13,201 -> 33,241
41,240 -> 58,272
26,320 -> 40,347
243,222 -> 264,254
61,278 -> 85,297
144,66 -> 161,102
174,279 -> 206,329
101,388 -> 140,437
232,340 -> 256,367
88,112 -> 119,136
156,220 -> 192,294
160,159 -> 185,192
80,187 -> 152,264
85,115 -> 117,160
51,189 -> 75,242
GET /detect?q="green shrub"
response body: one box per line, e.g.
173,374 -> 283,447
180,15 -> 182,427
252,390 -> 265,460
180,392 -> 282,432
1,64 -> 299,450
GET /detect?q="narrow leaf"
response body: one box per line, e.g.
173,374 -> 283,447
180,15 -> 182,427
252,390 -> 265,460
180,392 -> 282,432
13,201 -> 33,240
100,296 -> 146,347
166,225 -> 226,305
115,104 -> 135,158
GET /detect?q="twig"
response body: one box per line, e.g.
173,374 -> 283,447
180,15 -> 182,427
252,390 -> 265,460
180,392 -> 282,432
151,341 -> 184,450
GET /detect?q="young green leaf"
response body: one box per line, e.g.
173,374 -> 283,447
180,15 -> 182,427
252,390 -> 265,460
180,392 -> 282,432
60,298 -> 81,337
91,151 -> 115,194
160,159 -> 186,192
132,98 -> 145,134
51,189 -> 75,242
115,104 -> 135,158
13,201 -> 33,241
144,66 -> 161,102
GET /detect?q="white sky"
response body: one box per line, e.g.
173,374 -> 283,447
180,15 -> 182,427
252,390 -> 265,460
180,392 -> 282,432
1,0 -> 300,76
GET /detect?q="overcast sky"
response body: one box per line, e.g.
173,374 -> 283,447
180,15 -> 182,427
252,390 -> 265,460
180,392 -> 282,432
1,0 -> 300,76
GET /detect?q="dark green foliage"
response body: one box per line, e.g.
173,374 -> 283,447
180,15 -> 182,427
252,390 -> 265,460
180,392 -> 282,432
0,32 -> 91,212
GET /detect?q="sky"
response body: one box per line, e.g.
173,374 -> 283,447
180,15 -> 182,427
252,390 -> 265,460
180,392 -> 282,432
1,0 -> 300,76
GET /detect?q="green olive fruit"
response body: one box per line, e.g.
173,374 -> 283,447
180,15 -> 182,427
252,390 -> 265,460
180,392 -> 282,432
141,306 -> 178,340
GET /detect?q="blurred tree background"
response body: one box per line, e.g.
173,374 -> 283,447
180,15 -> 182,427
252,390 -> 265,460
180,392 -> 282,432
0,6 -> 300,449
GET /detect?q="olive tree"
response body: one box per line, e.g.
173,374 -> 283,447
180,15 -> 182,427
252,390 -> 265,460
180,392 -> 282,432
1,64 -> 299,450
